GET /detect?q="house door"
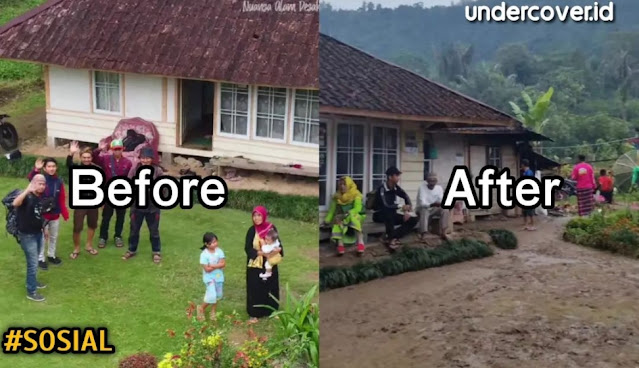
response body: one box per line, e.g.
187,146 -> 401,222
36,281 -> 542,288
469,145 -> 489,210
179,79 -> 214,150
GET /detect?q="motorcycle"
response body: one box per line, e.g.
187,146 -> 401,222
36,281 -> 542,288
0,113 -> 19,151
555,178 -> 577,201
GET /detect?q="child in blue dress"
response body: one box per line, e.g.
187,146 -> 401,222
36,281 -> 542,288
198,232 -> 226,321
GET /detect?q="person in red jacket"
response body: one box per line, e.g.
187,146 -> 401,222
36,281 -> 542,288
93,139 -> 132,248
27,157 -> 70,270
598,169 -> 614,204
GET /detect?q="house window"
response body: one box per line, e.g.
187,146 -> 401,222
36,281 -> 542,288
292,90 -> 319,144
256,87 -> 287,140
93,71 -> 121,113
319,122 -> 327,207
371,126 -> 398,190
220,83 -> 250,136
488,146 -> 501,168
423,139 -> 432,180
336,123 -> 365,192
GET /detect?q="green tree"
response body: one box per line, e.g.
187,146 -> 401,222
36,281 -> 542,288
509,87 -> 554,134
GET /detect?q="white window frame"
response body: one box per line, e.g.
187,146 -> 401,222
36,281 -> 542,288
319,121 -> 331,210
487,146 -> 502,168
252,86 -> 288,143
423,135 -> 433,180
290,88 -> 319,147
217,83 -> 251,139
369,124 -> 400,193
92,71 -> 123,115
333,121 -> 368,195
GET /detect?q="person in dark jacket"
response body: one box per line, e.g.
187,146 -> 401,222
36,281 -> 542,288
13,175 -> 48,302
27,157 -> 70,270
121,147 -> 163,264
372,166 -> 418,250
93,139 -> 132,248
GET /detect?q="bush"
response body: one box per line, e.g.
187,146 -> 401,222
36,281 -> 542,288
119,352 -> 158,368
0,155 -> 317,223
488,229 -> 518,249
564,211 -> 639,258
320,239 -> 494,291
159,306 -> 265,368
257,284 -> 319,368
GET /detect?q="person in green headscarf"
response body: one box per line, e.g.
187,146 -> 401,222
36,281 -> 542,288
323,176 -> 366,256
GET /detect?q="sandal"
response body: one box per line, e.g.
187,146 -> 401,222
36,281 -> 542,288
122,251 -> 136,260
152,253 -> 162,264
85,248 -> 98,255
388,239 -> 401,251
70,251 -> 80,260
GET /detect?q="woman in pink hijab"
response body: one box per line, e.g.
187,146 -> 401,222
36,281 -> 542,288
245,206 -> 283,323
571,154 -> 596,216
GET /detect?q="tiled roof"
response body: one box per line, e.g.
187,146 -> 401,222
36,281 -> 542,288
0,0 -> 318,88
320,33 -> 517,124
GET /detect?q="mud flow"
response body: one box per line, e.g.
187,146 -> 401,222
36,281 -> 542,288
320,217 -> 639,368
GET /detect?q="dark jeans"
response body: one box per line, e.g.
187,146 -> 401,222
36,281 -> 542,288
128,210 -> 161,253
373,211 -> 418,240
601,191 -> 613,204
99,204 -> 126,240
19,232 -> 42,294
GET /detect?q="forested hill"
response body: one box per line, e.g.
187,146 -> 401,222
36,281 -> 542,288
320,0 -> 639,62
320,0 -> 639,164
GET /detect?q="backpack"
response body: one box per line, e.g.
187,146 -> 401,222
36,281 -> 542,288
123,129 -> 146,152
365,190 -> 377,211
2,189 -> 22,243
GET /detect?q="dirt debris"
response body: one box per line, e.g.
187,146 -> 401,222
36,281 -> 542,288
320,217 -> 639,368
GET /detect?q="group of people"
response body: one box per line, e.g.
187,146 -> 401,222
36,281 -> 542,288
197,205 -> 286,323
13,140 -> 284,324
571,154 -> 615,217
22,139 -> 164,272
323,166 -> 451,255
13,140 -> 165,301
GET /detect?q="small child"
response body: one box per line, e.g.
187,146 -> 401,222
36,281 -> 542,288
259,228 -> 282,280
198,232 -> 225,321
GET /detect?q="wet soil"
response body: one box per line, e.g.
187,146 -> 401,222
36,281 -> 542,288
319,216 -> 639,368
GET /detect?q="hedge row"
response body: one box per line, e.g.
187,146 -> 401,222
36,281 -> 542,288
0,156 -> 317,223
488,229 -> 518,249
319,239 -> 494,291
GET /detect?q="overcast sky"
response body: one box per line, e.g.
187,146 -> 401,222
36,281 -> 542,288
322,0 -> 460,10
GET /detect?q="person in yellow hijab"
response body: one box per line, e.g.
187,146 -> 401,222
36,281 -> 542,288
323,176 -> 366,255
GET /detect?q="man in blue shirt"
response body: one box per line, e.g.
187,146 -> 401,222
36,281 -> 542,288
521,159 -> 536,231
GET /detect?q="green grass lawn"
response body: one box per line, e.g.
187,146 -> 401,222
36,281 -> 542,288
0,177 -> 318,367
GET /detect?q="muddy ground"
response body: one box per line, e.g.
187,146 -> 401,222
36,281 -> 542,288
319,216 -> 639,368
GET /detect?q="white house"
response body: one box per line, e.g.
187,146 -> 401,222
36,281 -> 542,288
319,34 -> 556,222
0,0 -> 319,170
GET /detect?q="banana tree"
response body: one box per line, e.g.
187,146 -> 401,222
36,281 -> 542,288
509,87 -> 554,153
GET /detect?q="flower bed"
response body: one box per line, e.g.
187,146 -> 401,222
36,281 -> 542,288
564,210 -> 639,258
119,284 -> 319,368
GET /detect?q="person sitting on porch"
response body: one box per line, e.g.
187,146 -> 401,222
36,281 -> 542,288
323,176 -> 366,256
372,167 -> 418,250
416,172 -> 451,242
